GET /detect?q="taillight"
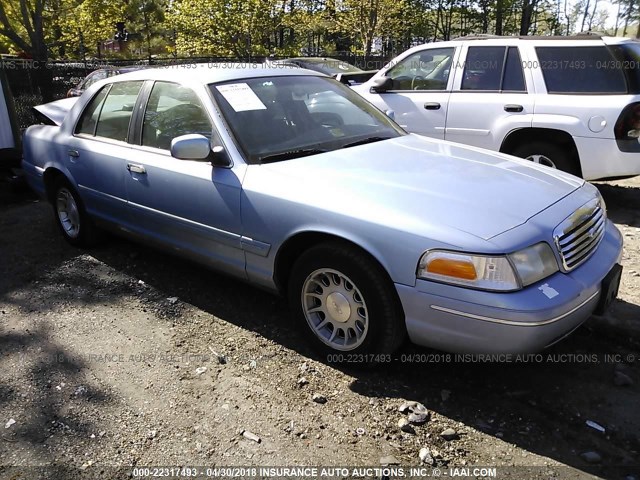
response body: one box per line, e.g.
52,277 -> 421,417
615,102 -> 640,152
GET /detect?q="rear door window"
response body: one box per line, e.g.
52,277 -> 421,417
535,46 -> 627,94
94,81 -> 143,142
461,46 -> 526,92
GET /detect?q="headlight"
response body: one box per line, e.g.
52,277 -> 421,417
508,242 -> 558,287
418,243 -> 559,292
417,250 -> 519,291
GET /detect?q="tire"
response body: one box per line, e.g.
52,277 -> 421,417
512,142 -> 581,177
51,177 -> 100,247
288,242 -> 406,359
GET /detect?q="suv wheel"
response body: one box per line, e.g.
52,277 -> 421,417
288,243 -> 405,359
512,142 -> 580,176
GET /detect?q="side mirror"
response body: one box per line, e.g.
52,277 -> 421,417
385,109 -> 395,121
170,134 -> 211,161
371,76 -> 393,93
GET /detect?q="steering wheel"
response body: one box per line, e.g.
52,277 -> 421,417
411,75 -> 425,90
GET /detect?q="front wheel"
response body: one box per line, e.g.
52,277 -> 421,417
288,243 -> 406,358
512,142 -> 581,177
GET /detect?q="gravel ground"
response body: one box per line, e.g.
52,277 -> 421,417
0,175 -> 639,480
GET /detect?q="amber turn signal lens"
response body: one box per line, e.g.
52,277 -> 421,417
427,258 -> 477,280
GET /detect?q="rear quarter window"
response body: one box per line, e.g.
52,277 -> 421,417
609,43 -> 640,94
535,46 -> 627,94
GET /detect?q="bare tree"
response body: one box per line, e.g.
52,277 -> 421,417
495,0 -> 504,35
520,0 -> 538,34
587,0 -> 599,30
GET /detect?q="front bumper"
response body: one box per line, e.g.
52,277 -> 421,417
397,220 -> 623,354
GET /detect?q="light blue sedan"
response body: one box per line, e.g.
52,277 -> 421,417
22,65 -> 623,357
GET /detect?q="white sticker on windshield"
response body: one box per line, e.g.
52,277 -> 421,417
216,83 -> 267,112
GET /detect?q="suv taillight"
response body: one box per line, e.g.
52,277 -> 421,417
615,102 -> 640,152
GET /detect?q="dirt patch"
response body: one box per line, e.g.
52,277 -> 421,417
1,178 -> 639,480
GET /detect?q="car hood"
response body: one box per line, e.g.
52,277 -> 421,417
253,134 -> 584,241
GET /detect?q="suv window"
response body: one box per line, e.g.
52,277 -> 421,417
503,47 -> 526,91
387,48 -> 455,91
461,46 -> 525,92
609,43 -> 640,94
142,82 -> 212,150
535,46 -> 627,94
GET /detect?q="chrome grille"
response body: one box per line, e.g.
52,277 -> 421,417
553,197 -> 605,272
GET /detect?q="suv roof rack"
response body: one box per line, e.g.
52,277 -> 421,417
456,34 -> 503,40
455,32 -> 605,41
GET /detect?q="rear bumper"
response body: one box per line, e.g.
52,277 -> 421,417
396,221 -> 623,354
575,136 -> 640,180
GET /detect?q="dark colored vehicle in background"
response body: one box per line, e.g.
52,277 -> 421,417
66,66 -> 144,97
274,57 -> 364,75
271,57 -> 377,86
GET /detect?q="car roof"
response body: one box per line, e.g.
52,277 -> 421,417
108,62 -> 326,85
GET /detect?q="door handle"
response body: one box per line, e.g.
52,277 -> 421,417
424,102 -> 441,110
68,149 -> 79,158
504,104 -> 524,112
127,164 -> 146,174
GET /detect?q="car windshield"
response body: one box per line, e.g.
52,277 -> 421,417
209,75 -> 404,164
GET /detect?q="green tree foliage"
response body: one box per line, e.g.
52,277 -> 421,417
335,0 -> 407,56
125,0 -> 168,60
167,0 -> 282,57
0,0 -> 50,59
55,0 -> 128,58
2,0 -> 639,62
0,35 -> 14,53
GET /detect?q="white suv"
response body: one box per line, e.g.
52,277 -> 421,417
353,34 -> 640,180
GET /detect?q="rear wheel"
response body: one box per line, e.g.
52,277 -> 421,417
51,177 -> 100,247
512,142 -> 581,176
288,243 -> 406,359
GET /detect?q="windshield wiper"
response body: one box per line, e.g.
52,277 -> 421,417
341,136 -> 393,149
259,148 -> 327,164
